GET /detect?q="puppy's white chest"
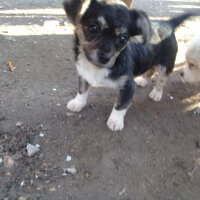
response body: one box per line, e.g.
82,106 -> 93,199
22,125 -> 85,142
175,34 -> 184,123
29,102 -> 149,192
76,54 -> 115,87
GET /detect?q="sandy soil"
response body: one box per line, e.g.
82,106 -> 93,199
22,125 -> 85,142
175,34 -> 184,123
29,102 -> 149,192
0,0 -> 200,199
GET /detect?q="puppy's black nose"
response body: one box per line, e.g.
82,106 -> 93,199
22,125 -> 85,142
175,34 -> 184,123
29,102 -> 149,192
180,72 -> 184,77
98,52 -> 110,64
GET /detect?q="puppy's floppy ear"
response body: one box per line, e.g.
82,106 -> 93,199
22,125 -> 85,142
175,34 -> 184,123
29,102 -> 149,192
129,9 -> 152,44
63,0 -> 82,25
63,0 -> 96,25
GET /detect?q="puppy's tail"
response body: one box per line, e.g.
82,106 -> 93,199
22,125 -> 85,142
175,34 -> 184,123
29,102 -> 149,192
168,13 -> 195,30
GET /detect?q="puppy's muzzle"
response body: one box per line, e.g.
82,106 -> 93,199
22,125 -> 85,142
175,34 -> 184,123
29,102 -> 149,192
98,52 -> 110,64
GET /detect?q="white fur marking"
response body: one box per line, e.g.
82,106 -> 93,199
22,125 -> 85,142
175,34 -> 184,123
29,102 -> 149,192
76,53 -> 127,88
67,92 -> 88,112
98,16 -> 108,29
115,27 -> 127,35
107,108 -> 127,131
135,76 -> 149,87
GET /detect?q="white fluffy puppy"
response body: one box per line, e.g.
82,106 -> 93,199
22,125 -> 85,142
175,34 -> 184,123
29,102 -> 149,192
181,35 -> 200,83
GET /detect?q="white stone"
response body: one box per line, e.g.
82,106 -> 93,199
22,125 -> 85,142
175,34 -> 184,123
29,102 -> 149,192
26,144 -> 40,157
66,155 -> 72,162
39,133 -> 44,137
35,144 -> 40,148
20,181 -> 25,187
67,167 -> 76,174
16,122 -> 23,127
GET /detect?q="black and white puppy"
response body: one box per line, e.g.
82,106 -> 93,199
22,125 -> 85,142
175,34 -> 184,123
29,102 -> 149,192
63,0 -> 192,131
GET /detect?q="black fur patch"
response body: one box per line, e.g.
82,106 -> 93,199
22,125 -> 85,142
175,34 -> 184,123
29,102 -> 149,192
63,0 -> 82,25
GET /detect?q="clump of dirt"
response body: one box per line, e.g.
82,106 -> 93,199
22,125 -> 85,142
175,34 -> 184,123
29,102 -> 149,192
0,125 -> 61,199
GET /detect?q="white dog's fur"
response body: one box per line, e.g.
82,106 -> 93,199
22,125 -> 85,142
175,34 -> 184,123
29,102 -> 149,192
181,35 -> 200,83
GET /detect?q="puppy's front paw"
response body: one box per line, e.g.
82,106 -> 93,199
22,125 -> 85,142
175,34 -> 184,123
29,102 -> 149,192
107,117 -> 124,131
107,109 -> 126,131
149,88 -> 163,102
135,76 -> 148,87
67,98 -> 85,112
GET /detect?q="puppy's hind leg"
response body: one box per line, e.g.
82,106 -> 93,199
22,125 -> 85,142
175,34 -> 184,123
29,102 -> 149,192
135,68 -> 155,87
149,66 -> 166,102
67,76 -> 90,112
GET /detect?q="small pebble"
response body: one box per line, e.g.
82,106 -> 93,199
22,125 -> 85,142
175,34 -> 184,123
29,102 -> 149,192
5,36 -> 16,41
57,103 -> 61,107
39,133 -> 45,137
26,144 -> 40,157
170,96 -> 174,100
49,187 -> 56,192
35,144 -> 40,148
3,155 -> 15,168
67,167 -> 76,174
18,197 -> 25,200
53,88 -> 57,91
66,155 -> 72,162
119,188 -> 126,196
20,180 -> 25,187
16,122 -> 23,127
58,18 -> 65,26
45,15 -> 54,20
62,168 -> 67,176
66,112 -> 74,117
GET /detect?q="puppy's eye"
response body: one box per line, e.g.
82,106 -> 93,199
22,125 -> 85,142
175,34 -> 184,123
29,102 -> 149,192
88,25 -> 98,33
119,35 -> 128,44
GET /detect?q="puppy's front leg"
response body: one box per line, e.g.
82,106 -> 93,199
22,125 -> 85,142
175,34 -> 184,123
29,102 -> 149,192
67,76 -> 90,112
107,79 -> 134,131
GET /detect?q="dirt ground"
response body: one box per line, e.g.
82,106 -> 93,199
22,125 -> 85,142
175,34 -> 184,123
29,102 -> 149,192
0,0 -> 200,199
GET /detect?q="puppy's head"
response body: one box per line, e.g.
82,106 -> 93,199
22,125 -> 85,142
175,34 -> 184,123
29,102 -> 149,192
180,35 -> 200,83
63,0 -> 152,68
